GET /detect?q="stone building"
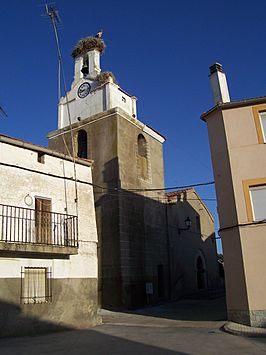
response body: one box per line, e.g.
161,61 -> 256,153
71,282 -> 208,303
0,134 -> 99,336
48,36 -> 220,309
166,188 -> 220,299
202,63 -> 266,327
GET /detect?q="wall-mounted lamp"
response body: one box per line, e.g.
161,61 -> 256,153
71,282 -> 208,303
178,217 -> 192,234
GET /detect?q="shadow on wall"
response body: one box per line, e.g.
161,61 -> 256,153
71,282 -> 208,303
94,158 -> 222,310
0,300 -> 72,338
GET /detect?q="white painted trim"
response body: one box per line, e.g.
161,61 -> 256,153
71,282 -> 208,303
50,109 -> 165,144
143,125 -> 165,143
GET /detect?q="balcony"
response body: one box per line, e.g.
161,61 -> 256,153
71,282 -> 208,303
0,204 -> 78,256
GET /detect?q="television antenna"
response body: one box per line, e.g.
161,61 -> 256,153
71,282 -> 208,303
44,4 -> 62,99
0,105 -> 8,118
44,3 -> 78,216
45,4 -> 61,25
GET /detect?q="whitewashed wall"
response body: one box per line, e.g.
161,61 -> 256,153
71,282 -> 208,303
59,80 -> 137,129
0,139 -> 98,279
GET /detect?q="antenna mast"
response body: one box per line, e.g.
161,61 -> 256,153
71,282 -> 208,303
0,105 -> 8,118
45,4 -> 79,216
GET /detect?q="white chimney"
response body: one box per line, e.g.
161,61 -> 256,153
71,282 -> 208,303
209,63 -> 230,105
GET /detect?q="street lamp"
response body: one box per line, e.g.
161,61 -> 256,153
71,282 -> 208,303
178,217 -> 192,234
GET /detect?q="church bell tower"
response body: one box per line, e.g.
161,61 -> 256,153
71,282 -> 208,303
57,35 -> 137,129
48,34 -> 167,309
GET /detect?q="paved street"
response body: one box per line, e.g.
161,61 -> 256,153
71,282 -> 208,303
0,292 -> 266,354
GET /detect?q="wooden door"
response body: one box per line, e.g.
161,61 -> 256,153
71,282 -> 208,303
35,198 -> 52,244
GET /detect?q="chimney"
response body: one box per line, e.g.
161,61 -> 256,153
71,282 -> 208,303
209,63 -> 230,105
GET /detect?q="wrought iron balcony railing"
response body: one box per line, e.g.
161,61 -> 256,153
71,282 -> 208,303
0,204 -> 78,248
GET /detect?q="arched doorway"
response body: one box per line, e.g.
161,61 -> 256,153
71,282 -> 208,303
196,256 -> 206,289
194,251 -> 207,290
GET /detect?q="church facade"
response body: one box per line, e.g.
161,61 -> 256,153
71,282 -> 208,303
48,36 -> 220,308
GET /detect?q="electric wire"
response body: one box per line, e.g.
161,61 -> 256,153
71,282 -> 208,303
219,219 -> 266,232
93,189 -> 216,202
91,180 -> 215,193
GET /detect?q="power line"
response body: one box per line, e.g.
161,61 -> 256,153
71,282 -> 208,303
127,181 -> 215,192
92,180 -> 215,193
219,219 -> 266,232
93,190 -> 216,202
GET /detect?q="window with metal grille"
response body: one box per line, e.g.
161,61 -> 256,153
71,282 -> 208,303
21,267 -> 52,304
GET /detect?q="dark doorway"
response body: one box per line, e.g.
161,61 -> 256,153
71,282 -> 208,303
196,256 -> 206,290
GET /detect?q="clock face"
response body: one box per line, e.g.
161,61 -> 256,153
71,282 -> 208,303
78,82 -> 91,98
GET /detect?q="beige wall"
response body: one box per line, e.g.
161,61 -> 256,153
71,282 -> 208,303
205,102 -> 266,326
223,105 -> 266,313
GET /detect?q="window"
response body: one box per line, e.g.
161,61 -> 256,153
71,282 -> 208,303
243,178 -> 266,222
21,267 -> 52,304
37,152 -> 45,164
77,130 -> 88,159
137,134 -> 147,157
250,185 -> 266,221
252,105 -> 266,144
35,198 -> 52,244
137,134 -> 148,180
259,112 -> 266,143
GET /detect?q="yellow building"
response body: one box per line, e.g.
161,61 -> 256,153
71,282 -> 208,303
202,63 -> 266,327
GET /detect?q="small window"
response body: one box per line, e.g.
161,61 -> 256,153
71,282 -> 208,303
21,267 -> 52,304
137,134 -> 148,180
77,130 -> 88,159
259,112 -> 266,143
250,185 -> 266,221
37,152 -> 45,164
122,96 -> 126,103
137,134 -> 147,157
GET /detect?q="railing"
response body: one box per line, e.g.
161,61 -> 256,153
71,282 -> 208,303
0,204 -> 78,248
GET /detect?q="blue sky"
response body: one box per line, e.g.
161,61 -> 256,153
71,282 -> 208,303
1,0 -> 266,253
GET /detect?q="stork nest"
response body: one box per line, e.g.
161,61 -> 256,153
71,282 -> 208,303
97,72 -> 117,85
72,37 -> 105,58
